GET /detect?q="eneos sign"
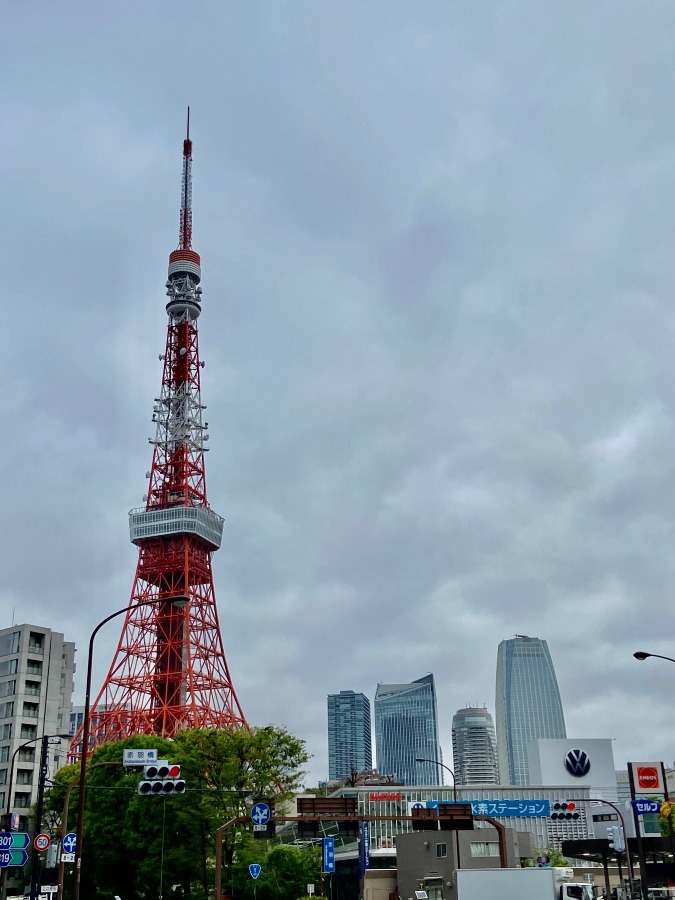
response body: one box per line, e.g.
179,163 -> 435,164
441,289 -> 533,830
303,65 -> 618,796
637,766 -> 659,790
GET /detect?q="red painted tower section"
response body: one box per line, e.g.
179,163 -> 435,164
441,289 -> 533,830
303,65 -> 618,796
71,113 -> 247,755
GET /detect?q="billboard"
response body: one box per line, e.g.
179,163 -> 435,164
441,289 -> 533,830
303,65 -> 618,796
629,761 -> 664,794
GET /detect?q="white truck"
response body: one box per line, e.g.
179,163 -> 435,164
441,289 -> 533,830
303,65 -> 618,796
455,867 -> 595,900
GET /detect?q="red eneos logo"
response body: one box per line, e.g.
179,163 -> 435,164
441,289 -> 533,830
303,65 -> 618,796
637,766 -> 660,790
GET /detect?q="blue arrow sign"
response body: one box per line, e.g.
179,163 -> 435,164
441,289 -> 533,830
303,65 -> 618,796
62,833 -> 77,854
251,803 -> 270,826
0,850 -> 28,868
631,799 -> 661,815
249,864 -> 262,880
0,833 -> 29,850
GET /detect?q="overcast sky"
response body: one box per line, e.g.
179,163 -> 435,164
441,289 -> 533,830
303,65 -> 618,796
4,1 -> 675,786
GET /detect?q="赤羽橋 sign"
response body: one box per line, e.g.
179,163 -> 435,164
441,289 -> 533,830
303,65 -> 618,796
425,799 -> 551,818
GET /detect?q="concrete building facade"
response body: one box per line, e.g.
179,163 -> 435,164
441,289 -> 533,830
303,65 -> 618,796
0,624 -> 75,829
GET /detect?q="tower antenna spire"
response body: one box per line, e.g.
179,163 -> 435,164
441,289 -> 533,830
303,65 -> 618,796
180,106 -> 193,250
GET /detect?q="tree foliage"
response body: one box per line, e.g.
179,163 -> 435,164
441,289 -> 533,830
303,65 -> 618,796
44,726 -> 309,900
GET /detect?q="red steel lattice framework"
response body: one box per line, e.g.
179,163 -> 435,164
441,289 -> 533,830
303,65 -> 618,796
70,112 -> 247,755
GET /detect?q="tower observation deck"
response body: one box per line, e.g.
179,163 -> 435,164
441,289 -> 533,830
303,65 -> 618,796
70,112 -> 247,755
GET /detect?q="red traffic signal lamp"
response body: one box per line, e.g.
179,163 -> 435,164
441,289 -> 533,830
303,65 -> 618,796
138,760 -> 186,795
551,801 -> 580,820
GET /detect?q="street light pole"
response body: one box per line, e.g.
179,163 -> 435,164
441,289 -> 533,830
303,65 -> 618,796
28,736 -> 50,900
415,757 -> 461,869
0,733 -> 69,900
633,650 -> 675,664
73,597 -> 188,900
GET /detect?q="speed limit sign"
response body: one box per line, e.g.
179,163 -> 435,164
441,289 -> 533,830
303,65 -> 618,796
34,833 -> 51,852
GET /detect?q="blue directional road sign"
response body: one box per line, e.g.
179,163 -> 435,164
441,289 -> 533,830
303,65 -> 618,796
631,799 -> 661,815
322,837 -> 335,874
0,850 -> 28,868
251,803 -> 271,827
0,833 -> 29,850
62,833 -> 77,854
249,864 -> 262,879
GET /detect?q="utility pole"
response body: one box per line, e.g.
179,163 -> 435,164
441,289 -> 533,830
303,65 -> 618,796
28,736 -> 49,900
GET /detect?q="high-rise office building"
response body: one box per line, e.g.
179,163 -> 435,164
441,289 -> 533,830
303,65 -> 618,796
327,690 -> 372,780
0,624 -> 75,828
452,705 -> 499,785
495,635 -> 566,785
374,674 -> 441,786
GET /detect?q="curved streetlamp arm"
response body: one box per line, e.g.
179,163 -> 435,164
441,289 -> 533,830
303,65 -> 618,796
633,651 -> 675,664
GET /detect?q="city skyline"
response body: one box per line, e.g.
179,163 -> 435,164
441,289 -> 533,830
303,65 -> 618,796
5,3 -> 675,787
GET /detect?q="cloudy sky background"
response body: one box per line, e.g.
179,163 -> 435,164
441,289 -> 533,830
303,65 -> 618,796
3,1 -> 675,785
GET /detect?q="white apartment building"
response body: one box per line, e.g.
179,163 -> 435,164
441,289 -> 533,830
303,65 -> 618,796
0,624 -> 75,829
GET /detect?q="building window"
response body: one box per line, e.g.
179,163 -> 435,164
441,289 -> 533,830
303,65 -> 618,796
26,661 -> 41,675
0,770 -> 6,786
17,748 -> 34,763
436,843 -> 447,858
0,660 -> 18,677
0,682 -> 16,699
15,770 -> 32,786
19,726 -> 35,741
24,681 -> 40,697
2,703 -> 14,719
22,703 -> 38,719
28,633 -> 44,654
470,841 -> 500,857
0,633 -> 20,657
13,793 -> 31,809
0,747 -> 8,763
2,725 -> 11,741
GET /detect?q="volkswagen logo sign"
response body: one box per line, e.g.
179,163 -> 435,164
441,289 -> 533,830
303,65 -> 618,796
564,748 -> 591,778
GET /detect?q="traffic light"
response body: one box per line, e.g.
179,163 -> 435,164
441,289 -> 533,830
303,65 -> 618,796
551,801 -> 580,820
138,760 -> 186,795
608,825 -> 625,852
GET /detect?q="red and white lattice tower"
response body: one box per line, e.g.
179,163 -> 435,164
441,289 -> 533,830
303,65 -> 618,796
71,112 -> 247,755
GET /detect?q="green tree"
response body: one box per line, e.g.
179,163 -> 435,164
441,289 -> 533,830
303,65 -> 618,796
231,842 -> 321,900
530,846 -> 569,867
44,727 -> 309,900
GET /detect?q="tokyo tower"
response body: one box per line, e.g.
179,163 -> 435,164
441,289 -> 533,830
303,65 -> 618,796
71,112 -> 247,755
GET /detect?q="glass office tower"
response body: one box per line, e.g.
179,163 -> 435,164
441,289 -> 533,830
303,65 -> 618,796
452,705 -> 500,785
374,674 -> 442,786
495,635 -> 566,785
327,690 -> 372,780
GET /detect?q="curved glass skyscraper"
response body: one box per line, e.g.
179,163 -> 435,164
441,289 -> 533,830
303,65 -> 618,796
374,674 -> 441,786
495,635 -> 566,785
452,705 -> 500,785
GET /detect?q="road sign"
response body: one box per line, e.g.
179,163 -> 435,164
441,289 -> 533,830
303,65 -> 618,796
322,837 -> 335,874
62,833 -> 77,854
34,834 -> 51,852
251,803 -> 270,826
0,833 -> 29,850
61,853 -> 75,863
631,798 -> 661,815
249,864 -> 262,879
123,748 -> 158,766
0,850 -> 29,868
